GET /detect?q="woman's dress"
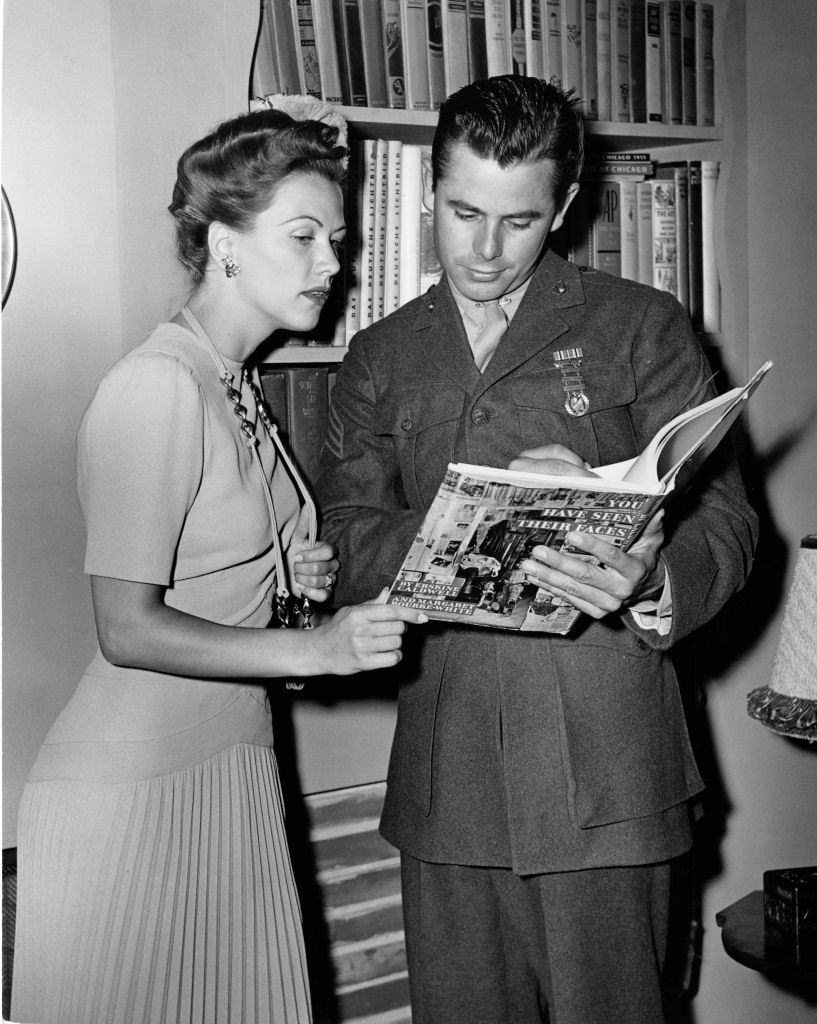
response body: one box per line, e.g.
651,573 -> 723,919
11,322 -> 312,1024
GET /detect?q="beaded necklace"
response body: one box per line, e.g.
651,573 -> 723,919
181,305 -> 316,634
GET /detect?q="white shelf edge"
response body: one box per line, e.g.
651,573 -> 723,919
261,346 -> 347,364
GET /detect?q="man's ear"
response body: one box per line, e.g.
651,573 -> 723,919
550,182 -> 580,233
421,156 -> 435,214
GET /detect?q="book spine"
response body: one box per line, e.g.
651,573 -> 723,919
344,143 -> 365,343
681,0 -> 696,124
286,366 -> 329,491
582,160 -> 652,175
384,140 -> 403,315
610,0 -> 630,121
398,144 -> 424,306
269,0 -> 303,95
524,0 -> 545,78
466,0 -> 490,81
401,0 -> 432,110
581,0 -> 598,120
418,148 -> 443,294
372,139 -> 389,323
426,0 -> 447,109
339,0 -> 370,104
619,178 -> 639,281
595,0 -> 612,121
252,0 -> 282,96
291,0 -> 323,96
360,0 -> 389,106
700,158 -> 720,333
381,0 -> 408,107
655,162 -> 689,310
635,179 -> 653,285
313,0 -> 345,101
628,0 -> 646,122
649,178 -> 679,298
645,0 -> 664,122
443,0 -> 470,94
695,0 -> 715,126
561,0 -> 582,101
543,0 -> 564,88
485,0 -> 512,76
594,179 -> 622,260
510,0 -> 527,75
259,368 -> 290,441
358,139 -> 377,330
686,159 -> 703,330
661,0 -> 682,125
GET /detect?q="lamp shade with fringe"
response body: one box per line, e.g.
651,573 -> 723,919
748,534 -> 817,742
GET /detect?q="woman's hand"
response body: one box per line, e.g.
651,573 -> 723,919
287,504 -> 339,602
313,590 -> 428,675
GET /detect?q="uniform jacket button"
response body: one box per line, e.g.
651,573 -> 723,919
401,418 -> 414,432
471,407 -> 490,426
553,280 -> 568,295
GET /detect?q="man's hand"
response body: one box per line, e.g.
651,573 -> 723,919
520,511 -> 667,620
508,444 -> 595,477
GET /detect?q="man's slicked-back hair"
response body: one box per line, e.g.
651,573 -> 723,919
431,76 -> 584,206
168,108 -> 347,283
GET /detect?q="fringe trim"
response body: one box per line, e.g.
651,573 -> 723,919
747,686 -> 817,742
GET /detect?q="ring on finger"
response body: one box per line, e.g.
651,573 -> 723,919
325,573 -> 335,588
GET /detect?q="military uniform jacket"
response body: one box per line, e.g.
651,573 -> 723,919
317,251 -> 758,875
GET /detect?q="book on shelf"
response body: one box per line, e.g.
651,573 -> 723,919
610,0 -> 630,122
654,161 -> 690,311
466,0 -> 490,81
442,0 -> 470,94
638,178 -> 679,298
313,0 -> 345,101
360,0 -> 389,107
628,0 -> 646,122
645,0 -> 664,122
581,152 -> 654,176
358,139 -> 378,329
543,0 -> 564,88
286,366 -> 331,490
401,0 -> 432,109
595,0 -> 612,121
381,0 -> 408,107
258,0 -> 302,96
485,0 -> 513,76
699,157 -> 720,333
337,0 -> 369,104
695,0 -> 715,126
372,139 -> 390,323
680,0 -> 696,125
398,144 -> 427,305
426,0 -> 447,108
524,0 -> 545,79
385,361 -> 773,635
561,0 -> 582,103
686,158 -> 703,330
259,368 -> 290,442
384,140 -> 404,316
619,177 -> 639,281
580,0 -> 598,120
291,0 -> 324,97
635,176 -> 653,285
510,0 -> 527,75
661,0 -> 683,125
343,143 -> 365,344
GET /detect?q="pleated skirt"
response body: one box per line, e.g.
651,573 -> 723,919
11,742 -> 312,1024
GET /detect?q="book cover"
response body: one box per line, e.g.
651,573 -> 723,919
398,144 -> 426,306
338,0 -> 369,104
695,0 -> 715,126
372,139 -> 390,324
580,0 -> 598,120
358,139 -> 378,330
686,158 -> 703,330
485,0 -> 512,76
442,0 -> 470,94
628,0 -> 646,121
561,0 -> 582,102
401,0 -> 432,110
381,0 -> 408,107
700,158 -> 720,334
384,139 -> 404,315
524,0 -> 545,78
645,0 -> 664,122
426,0 -> 447,109
385,363 -> 772,634
543,0 -> 564,88
661,0 -> 683,125
619,177 -> 639,281
291,0 -> 323,97
595,0 -> 612,121
343,143 -> 365,344
655,161 -> 690,311
259,368 -> 290,442
648,178 -> 679,298
466,0 -> 490,81
635,178 -> 653,285
680,0 -> 696,124
510,0 -> 527,75
360,0 -> 389,107
286,366 -> 330,490
265,0 -> 303,96
313,0 -> 345,101
594,179 -> 623,270
611,0 -> 630,121
419,182 -> 443,295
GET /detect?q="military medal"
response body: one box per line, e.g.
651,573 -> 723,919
553,347 -> 590,417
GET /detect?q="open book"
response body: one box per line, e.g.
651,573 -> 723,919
385,361 -> 772,635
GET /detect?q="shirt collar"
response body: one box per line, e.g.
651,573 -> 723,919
448,274 -> 534,337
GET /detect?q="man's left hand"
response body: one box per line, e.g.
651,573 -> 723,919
520,511 -> 666,619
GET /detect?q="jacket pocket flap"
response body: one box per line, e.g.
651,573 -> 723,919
514,362 -> 636,413
371,384 -> 465,438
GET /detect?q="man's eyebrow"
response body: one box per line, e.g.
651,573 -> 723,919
446,197 -> 544,220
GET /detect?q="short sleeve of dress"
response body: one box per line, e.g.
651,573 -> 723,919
77,351 -> 205,584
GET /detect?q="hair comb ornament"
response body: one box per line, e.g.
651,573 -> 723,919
249,94 -> 349,158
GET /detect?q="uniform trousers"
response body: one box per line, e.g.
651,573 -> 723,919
400,854 -> 673,1024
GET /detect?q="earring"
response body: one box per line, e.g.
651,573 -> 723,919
221,255 -> 241,278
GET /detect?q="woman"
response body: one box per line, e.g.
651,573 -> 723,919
11,108 -> 425,1024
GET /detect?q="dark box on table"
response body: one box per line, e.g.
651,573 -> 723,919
763,866 -> 817,972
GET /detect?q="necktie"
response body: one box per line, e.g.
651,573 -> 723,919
471,300 -> 508,372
